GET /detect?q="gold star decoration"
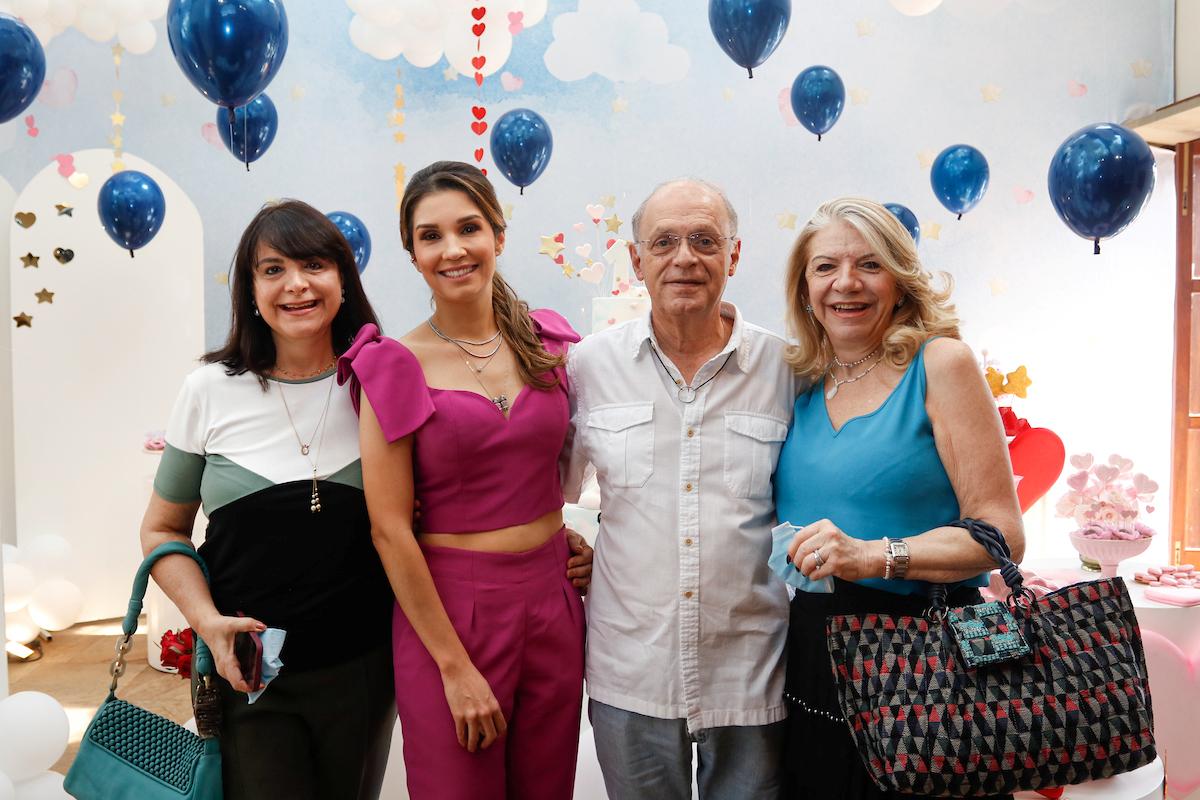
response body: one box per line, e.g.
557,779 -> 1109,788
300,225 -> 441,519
110,110 -> 126,127
108,133 -> 123,148
215,272 -> 229,285
502,203 -> 514,221
389,111 -> 405,127
1131,60 -> 1152,78
921,221 -> 941,241
777,211 -> 797,229
855,19 -> 876,36
55,204 -> 73,216
539,235 -> 565,258
20,252 -> 39,268
985,367 -> 1005,398
989,278 -> 1009,296
1002,365 -> 1032,398
393,131 -> 407,143
604,214 -> 623,233
111,44 -> 124,59
393,163 -> 407,208
291,84 -> 306,101
13,312 -> 32,328
980,83 -> 1002,103
111,159 -> 125,172
600,194 -> 616,208
443,65 -> 459,81
917,149 -> 936,168
35,288 -> 54,304
612,96 -> 629,113
849,87 -> 870,105
161,93 -> 176,106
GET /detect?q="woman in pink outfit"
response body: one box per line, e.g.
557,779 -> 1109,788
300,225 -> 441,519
338,161 -> 590,800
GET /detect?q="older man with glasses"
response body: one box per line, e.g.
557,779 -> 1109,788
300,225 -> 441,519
563,178 -> 796,798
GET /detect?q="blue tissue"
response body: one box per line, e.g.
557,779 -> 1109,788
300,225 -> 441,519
247,627 -> 286,704
769,522 -> 834,593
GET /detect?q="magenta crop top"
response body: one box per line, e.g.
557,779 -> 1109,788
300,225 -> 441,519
337,309 -> 580,534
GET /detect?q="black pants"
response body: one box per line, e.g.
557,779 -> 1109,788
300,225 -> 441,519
216,644 -> 395,800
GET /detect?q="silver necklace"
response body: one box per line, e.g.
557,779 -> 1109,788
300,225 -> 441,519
825,350 -> 883,400
832,348 -> 879,369
427,318 -> 503,365
426,318 -> 501,347
277,377 -> 335,513
649,344 -> 734,404
459,352 -> 511,414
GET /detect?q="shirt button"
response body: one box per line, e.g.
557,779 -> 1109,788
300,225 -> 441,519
687,428 -> 695,438
685,483 -> 693,492
683,591 -> 693,599
684,538 -> 693,546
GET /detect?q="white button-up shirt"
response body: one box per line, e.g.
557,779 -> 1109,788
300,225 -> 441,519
563,302 -> 796,732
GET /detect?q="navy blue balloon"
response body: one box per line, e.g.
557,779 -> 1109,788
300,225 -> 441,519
217,93 -> 278,167
884,203 -> 920,245
166,0 -> 288,109
1047,122 -> 1156,254
0,15 -> 46,124
97,171 -> 167,257
490,109 -> 553,195
930,144 -> 990,219
790,66 -> 844,141
708,0 -> 791,78
327,211 -> 372,274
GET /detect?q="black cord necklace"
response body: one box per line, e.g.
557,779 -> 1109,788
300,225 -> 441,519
649,344 -> 734,404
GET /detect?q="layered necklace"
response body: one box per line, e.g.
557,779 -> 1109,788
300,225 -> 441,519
428,318 -> 511,414
277,373 -> 336,513
825,347 -> 883,400
649,343 -> 734,404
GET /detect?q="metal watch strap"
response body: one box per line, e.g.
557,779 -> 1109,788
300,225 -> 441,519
888,538 -> 910,580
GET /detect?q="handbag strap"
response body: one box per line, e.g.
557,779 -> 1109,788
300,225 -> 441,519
928,518 -> 1027,617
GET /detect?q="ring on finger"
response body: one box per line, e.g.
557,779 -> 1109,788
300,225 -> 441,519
812,549 -> 825,568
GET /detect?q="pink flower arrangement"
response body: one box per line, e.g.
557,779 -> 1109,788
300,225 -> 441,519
1055,453 -> 1158,540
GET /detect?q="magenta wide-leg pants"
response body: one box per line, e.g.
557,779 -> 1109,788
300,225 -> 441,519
393,530 -> 586,800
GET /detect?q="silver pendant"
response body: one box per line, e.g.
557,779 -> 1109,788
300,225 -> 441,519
678,386 -> 697,404
310,476 -> 322,513
492,394 -> 510,413
825,384 -> 838,400
300,444 -> 310,456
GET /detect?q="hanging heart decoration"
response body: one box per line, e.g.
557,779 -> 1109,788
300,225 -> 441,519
469,7 -> 488,168
53,247 -> 74,264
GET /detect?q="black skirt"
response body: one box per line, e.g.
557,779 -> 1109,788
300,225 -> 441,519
782,578 -> 1012,800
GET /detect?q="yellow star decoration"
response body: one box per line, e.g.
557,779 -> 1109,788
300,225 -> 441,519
1002,365 -> 1031,398
215,272 -> 229,285
161,93 -> 176,106
980,84 -> 1002,103
917,149 -> 936,168
291,84 -> 307,101
35,288 -> 54,304
921,221 -> 941,241
722,88 -> 735,102
989,278 -> 1008,296
502,203 -> 514,221
604,214 -> 623,233
13,312 -> 32,328
1131,60 -> 1152,79
112,44 -> 124,59
112,90 -> 124,104
855,19 -> 876,36
985,367 -> 1005,398
612,96 -> 629,113
539,235 -> 565,258
849,87 -> 870,105
394,164 -> 407,207
110,110 -> 126,127
443,65 -> 459,81
108,133 -> 123,148
389,111 -> 405,127
777,211 -> 797,229
20,252 -> 39,268
111,160 -> 125,172
393,131 -> 406,143
600,195 -> 616,209
562,265 -> 576,278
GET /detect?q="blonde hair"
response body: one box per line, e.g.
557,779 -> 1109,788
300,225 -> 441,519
784,196 -> 960,381
399,161 -> 564,389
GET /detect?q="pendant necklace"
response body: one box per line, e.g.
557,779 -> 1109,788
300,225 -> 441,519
458,350 -> 511,414
428,318 -> 502,372
825,348 -> 883,400
649,344 -> 734,404
278,376 -> 336,513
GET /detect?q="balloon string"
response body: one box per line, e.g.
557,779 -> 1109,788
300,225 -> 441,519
957,213 -> 962,221
520,186 -> 525,196
747,67 -> 754,79
817,134 -> 822,143
1094,238 -> 1101,255
129,249 -> 135,259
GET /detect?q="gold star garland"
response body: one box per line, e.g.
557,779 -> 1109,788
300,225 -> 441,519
109,45 -> 126,173
470,7 -> 489,175
391,68 -> 407,209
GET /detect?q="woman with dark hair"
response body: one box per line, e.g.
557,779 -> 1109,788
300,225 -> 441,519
339,161 -> 589,800
140,199 -> 396,799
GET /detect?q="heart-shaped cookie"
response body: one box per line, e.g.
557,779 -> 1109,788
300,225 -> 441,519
54,247 -> 74,264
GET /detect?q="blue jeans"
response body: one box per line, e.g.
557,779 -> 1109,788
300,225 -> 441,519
590,700 -> 784,800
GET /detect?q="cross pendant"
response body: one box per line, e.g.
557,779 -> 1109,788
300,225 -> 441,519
492,394 -> 509,413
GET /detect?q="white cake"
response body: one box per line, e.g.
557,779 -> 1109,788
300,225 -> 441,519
590,238 -> 651,333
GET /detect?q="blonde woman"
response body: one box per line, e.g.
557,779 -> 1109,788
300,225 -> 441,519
772,197 -> 1024,799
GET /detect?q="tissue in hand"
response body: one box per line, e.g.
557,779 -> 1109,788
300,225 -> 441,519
769,522 -> 834,593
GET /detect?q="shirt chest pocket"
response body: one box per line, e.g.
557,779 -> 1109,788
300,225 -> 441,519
724,412 -> 788,499
586,402 -> 655,489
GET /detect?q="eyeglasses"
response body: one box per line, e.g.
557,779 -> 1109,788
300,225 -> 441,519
634,231 -> 736,257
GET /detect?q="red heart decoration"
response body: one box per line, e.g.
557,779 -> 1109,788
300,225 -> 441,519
471,121 -> 488,135
554,254 -> 564,265
472,55 -> 486,70
471,106 -> 486,120
606,238 -> 616,249
472,22 -> 485,36
1007,427 -> 1065,513
553,233 -> 564,243
473,148 -> 484,162
471,6 -> 486,20
474,72 -> 484,87
481,168 -> 487,176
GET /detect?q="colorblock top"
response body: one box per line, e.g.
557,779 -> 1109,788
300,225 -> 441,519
773,339 -> 988,596
338,309 -> 580,533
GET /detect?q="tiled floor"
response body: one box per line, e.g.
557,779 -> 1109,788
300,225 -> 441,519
7,618 -> 192,773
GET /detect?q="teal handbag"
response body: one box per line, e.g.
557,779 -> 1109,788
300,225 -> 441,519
65,542 -> 223,800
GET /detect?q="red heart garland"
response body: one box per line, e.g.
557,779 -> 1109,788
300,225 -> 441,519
472,23 -> 485,36
481,168 -> 487,176
1007,424 -> 1066,513
471,121 -> 488,135
553,232 -> 564,243
554,254 -> 564,265
474,148 -> 484,162
606,238 -> 616,249
471,6 -> 486,20
471,55 -> 487,70
471,106 -> 486,120
474,72 -> 484,87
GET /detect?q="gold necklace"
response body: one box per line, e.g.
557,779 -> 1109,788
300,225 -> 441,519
272,357 -> 336,380
277,377 -> 336,512
825,350 -> 883,400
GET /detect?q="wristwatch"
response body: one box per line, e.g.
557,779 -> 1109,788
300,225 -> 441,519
882,537 -> 910,580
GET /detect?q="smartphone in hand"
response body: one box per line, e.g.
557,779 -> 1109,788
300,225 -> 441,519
233,629 -> 263,690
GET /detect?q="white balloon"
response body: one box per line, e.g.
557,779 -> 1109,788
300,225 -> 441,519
519,0 -> 547,27
117,19 -> 155,54
348,15 -> 404,60
141,0 -> 168,19
401,30 -> 443,69
12,770 -> 67,800
0,693 -> 69,783
106,0 -> 144,25
404,0 -> 445,33
28,580 -> 84,631
22,536 -> 72,579
46,0 -> 75,26
357,0 -> 404,27
887,0 -> 943,15
2,564 -> 34,613
76,7 -> 116,41
14,0 -> 50,20
444,19 -> 511,78
4,608 -> 39,645
0,769 -> 14,800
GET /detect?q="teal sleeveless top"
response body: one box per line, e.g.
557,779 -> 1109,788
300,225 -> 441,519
773,339 -> 988,596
